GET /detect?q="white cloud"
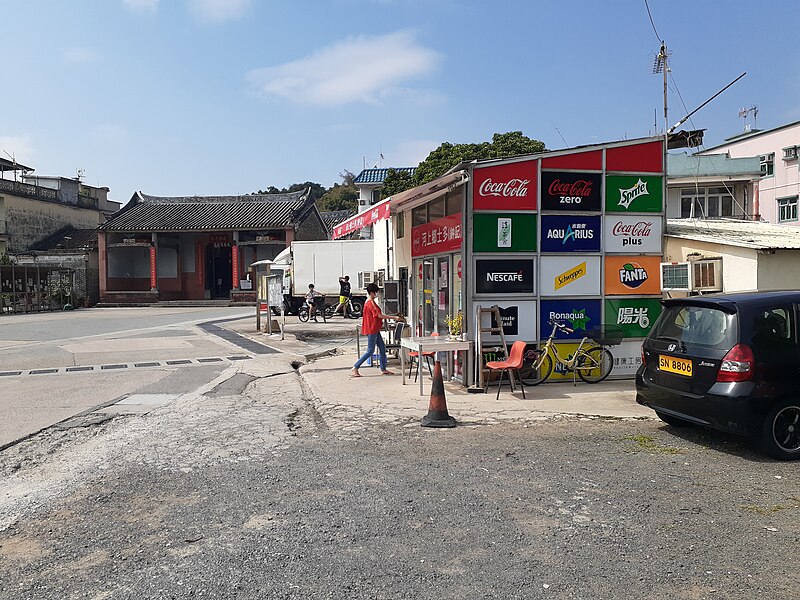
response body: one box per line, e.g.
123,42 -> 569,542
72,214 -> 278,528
187,0 -> 250,23
246,30 -> 442,106
123,0 -> 159,12
0,135 -> 35,166
62,47 -> 99,65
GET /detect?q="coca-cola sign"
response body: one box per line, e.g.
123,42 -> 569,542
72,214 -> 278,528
603,215 -> 662,253
540,171 -> 601,211
473,160 -> 537,211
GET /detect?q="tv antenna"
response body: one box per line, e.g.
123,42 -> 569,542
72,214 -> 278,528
76,168 -> 85,182
738,105 -> 758,132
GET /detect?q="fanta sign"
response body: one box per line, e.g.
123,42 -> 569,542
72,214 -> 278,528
473,160 -> 537,210
604,255 -> 662,295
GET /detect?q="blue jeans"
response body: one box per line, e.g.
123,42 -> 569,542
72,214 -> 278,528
354,333 -> 387,371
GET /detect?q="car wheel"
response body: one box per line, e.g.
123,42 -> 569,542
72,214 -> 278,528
655,410 -> 692,428
760,399 -> 800,460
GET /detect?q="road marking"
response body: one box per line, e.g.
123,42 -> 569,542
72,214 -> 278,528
0,355 -> 252,378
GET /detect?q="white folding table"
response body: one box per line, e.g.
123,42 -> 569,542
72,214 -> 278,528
400,336 -> 473,396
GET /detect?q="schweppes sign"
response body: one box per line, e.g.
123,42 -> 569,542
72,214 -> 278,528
554,261 -> 587,290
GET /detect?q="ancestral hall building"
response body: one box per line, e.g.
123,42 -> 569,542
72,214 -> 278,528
98,189 -> 327,303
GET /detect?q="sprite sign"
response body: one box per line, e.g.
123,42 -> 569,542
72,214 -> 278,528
605,175 -> 663,213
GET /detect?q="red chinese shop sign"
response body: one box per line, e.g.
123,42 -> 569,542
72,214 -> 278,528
472,159 -> 538,211
412,213 -> 462,257
149,246 -> 157,289
332,198 -> 391,239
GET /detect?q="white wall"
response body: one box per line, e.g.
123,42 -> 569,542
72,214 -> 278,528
757,250 -> 800,289
663,237 -> 758,291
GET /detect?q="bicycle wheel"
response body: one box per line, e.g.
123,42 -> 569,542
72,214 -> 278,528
576,347 -> 614,383
349,300 -> 363,317
519,351 -> 554,386
298,308 -> 309,322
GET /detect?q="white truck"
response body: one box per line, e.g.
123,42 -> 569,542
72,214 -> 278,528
271,239 -> 376,314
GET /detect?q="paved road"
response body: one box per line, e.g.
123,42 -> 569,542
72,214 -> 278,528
1,375 -> 797,599
0,307 -> 265,448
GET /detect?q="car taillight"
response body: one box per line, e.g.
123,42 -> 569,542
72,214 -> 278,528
717,343 -> 754,382
641,345 -> 646,366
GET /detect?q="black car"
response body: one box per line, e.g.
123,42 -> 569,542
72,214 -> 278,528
636,291 -> 800,460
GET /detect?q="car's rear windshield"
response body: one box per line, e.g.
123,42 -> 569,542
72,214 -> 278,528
650,305 -> 737,350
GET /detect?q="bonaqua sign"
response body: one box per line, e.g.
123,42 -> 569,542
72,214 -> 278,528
539,299 -> 602,341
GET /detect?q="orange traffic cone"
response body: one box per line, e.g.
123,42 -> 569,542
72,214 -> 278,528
421,360 -> 456,428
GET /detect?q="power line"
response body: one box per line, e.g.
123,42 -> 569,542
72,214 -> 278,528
644,0 -> 661,42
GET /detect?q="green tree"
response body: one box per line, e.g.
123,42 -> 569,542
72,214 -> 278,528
317,171 -> 358,212
381,131 -> 546,198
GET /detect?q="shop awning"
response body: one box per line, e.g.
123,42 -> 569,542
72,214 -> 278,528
331,197 -> 391,239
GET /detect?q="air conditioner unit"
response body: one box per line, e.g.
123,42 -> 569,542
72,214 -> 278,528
358,271 -> 384,288
690,258 -> 723,292
661,259 -> 723,293
784,146 -> 799,160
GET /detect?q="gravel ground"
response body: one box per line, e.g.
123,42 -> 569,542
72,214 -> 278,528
1,372 -> 798,599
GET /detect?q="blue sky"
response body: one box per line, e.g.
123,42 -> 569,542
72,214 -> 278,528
3,1 -> 799,204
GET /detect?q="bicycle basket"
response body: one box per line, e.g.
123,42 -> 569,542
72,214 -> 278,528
585,324 -> 624,346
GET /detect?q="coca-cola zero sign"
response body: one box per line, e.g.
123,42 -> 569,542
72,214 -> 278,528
540,171 -> 601,211
473,160 -> 537,211
603,215 -> 662,253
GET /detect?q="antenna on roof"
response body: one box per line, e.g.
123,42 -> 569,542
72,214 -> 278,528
738,105 -> 758,133
76,168 -> 85,182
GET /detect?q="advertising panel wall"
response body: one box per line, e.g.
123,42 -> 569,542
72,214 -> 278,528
457,137 -> 665,381
539,256 -> 602,297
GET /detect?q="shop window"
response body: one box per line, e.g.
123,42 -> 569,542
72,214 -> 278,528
396,211 -> 405,238
428,198 -> 445,223
778,196 -> 798,222
446,191 -> 461,216
412,206 -> 427,227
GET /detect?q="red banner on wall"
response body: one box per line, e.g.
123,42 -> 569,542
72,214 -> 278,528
149,246 -> 157,289
412,213 -> 462,257
232,244 -> 239,286
332,198 -> 391,239
195,241 -> 204,287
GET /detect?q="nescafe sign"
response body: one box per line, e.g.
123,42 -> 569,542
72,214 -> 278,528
473,160 -> 538,211
475,259 -> 535,294
540,171 -> 602,211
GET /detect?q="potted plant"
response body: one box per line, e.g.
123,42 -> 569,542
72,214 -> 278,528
444,311 -> 464,340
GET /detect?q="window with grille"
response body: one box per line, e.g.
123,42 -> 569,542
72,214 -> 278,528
761,153 -> 775,177
778,196 -> 798,222
661,263 -> 690,289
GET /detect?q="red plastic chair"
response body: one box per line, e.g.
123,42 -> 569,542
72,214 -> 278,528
484,340 -> 527,400
408,332 -> 439,382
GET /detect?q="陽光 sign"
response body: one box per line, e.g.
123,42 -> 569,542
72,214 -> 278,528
604,298 -> 662,337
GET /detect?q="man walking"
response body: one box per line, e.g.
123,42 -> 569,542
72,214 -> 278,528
333,275 -> 351,317
351,283 -> 402,377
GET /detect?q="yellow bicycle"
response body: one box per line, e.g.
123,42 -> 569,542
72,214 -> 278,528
520,320 -> 617,385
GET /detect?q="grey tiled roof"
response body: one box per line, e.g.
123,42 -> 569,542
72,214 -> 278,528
354,167 -> 415,184
102,190 -> 312,232
320,209 -> 356,232
29,227 -> 98,251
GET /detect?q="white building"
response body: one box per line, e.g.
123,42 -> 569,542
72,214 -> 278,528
700,121 -> 800,225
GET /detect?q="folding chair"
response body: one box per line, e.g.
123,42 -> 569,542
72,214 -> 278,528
484,340 -> 527,400
408,332 -> 439,382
